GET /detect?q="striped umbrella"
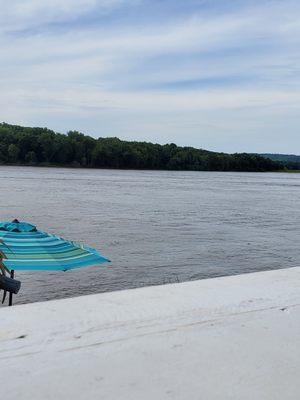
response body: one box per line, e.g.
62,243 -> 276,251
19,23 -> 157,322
0,220 -> 110,305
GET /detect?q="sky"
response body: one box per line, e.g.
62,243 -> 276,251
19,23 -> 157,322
0,0 -> 300,153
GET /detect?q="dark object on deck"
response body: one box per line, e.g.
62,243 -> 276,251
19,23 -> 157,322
0,270 -> 21,306
0,271 -> 21,305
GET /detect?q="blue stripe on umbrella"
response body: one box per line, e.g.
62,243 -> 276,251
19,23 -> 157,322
0,221 -> 110,271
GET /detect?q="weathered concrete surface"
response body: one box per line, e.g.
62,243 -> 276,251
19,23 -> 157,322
1,267 -> 300,400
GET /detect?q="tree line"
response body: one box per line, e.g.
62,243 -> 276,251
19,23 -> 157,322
0,122 -> 287,172
260,153 -> 300,170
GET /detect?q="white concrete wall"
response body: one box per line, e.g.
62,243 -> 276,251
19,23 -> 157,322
1,267 -> 300,399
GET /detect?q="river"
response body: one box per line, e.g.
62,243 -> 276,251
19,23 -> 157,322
0,166 -> 299,304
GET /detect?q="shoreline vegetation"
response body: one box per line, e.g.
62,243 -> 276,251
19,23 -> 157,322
0,122 -> 299,172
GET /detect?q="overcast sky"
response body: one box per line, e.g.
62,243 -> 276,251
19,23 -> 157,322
1,0 -> 299,153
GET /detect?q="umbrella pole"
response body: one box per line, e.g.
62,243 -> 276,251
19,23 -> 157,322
9,270 -> 14,306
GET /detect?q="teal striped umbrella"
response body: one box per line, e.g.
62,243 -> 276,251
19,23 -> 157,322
0,220 -> 110,305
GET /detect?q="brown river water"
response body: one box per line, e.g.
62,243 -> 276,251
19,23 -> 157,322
0,166 -> 299,304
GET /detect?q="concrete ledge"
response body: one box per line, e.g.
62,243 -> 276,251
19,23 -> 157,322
1,267 -> 300,399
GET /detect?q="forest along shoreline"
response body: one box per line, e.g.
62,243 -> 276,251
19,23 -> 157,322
0,122 -> 299,172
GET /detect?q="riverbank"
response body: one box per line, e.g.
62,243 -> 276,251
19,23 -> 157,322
3,162 -> 298,172
0,122 -> 285,172
1,267 -> 299,399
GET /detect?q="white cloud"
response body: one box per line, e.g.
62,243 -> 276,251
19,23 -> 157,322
0,0 -> 125,30
0,0 -> 300,152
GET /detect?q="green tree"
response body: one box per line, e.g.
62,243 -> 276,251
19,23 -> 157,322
25,151 -> 37,164
8,144 -> 20,163
0,122 -> 286,172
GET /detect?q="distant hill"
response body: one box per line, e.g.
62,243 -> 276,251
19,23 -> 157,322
260,154 -> 300,162
0,122 -> 289,172
260,154 -> 300,170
